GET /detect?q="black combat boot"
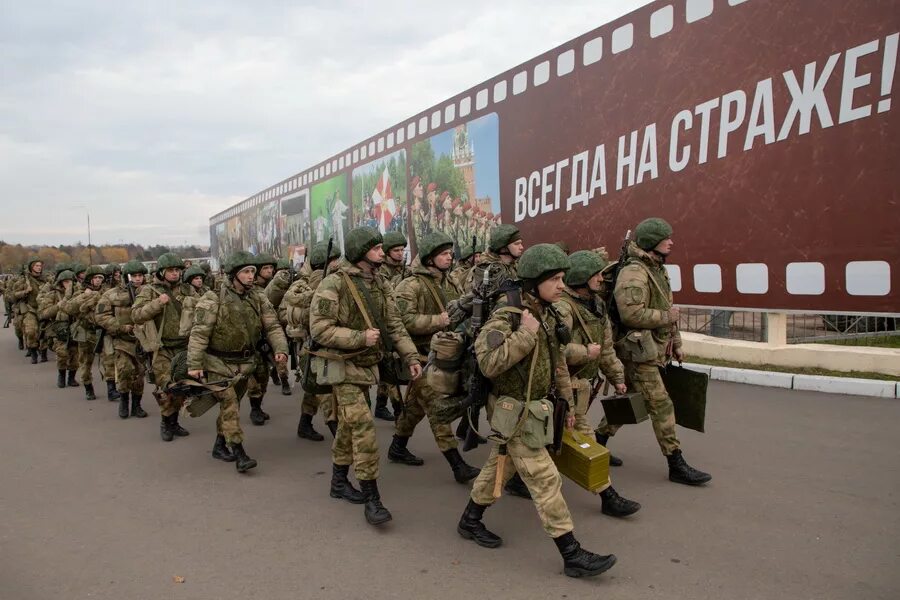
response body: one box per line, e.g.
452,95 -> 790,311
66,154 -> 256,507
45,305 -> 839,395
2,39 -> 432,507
504,472 -> 531,499
457,499 -> 503,548
595,433 -> 623,467
327,420 -> 337,438
281,380 -> 291,396
84,383 -> 96,401
329,463 -> 365,504
443,448 -> 480,483
130,395 -> 147,418
160,415 -> 174,442
600,486 -> 641,517
106,380 -> 120,401
67,370 -> 79,387
17,336 -> 24,349
373,395 -> 394,421
29,348 -> 38,364
297,413 -> 324,441
118,392 -> 130,419
553,532 -> 617,578
667,449 -> 712,486
359,479 -> 392,525
39,349 -> 48,363
170,414 -> 189,437
388,435 -> 424,466
230,443 -> 257,473
211,435 -> 236,462
57,370 -> 66,389
249,398 -> 266,426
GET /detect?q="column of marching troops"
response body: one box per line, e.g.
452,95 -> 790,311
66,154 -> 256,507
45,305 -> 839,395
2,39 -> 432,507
0,216 -> 712,579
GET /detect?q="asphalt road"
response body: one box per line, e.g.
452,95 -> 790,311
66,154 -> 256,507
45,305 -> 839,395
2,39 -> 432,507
0,326 -> 898,600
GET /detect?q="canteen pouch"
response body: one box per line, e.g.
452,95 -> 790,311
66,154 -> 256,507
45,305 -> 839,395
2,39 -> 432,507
133,320 -> 160,353
312,355 -> 345,386
490,396 -> 555,450
617,329 -> 659,363
490,395 -> 524,440
425,361 -> 460,396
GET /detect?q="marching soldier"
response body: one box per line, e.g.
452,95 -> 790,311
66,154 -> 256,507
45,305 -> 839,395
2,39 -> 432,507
310,226 -> 421,526
95,260 -> 150,419
373,231 -> 408,421
246,252 -> 278,425
390,231 -> 480,483
99,263 -> 122,401
457,243 -> 617,578
596,218 -> 711,486
183,265 -> 209,297
557,250 -> 640,517
11,257 -> 49,363
64,265 -> 107,400
6,266 -> 26,350
132,253 -> 191,441
448,243 -> 480,293
186,251 -> 289,473
38,270 -> 80,389
283,241 -> 341,441
264,257 -> 293,395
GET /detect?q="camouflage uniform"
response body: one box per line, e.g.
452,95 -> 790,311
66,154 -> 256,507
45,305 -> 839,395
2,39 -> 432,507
245,255 -> 278,424
595,241 -> 681,455
64,271 -> 105,392
11,267 -> 49,355
374,256 -> 407,419
37,273 -> 79,384
95,279 -> 147,416
310,259 -> 418,482
7,273 -> 26,347
264,265 -> 293,391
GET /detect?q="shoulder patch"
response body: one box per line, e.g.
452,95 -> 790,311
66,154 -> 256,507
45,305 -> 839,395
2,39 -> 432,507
626,287 -> 644,305
486,329 -> 506,349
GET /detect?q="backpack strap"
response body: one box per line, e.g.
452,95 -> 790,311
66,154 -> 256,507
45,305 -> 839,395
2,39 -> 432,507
560,295 -> 595,345
418,274 -> 446,313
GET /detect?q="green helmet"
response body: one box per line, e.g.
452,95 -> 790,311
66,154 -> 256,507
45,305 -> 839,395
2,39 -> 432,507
156,253 -> 184,273
254,253 -> 277,268
103,263 -> 121,277
123,260 -> 148,275
55,270 -> 75,284
634,217 -> 673,251
26,256 -> 43,270
565,250 -> 609,287
54,262 -> 73,276
224,251 -> 257,276
183,265 -> 205,282
72,263 -> 87,276
344,227 -> 383,263
517,243 -> 570,281
310,241 -> 341,270
84,265 -> 106,281
418,232 -> 454,265
276,258 -> 291,271
200,262 -> 211,273
457,242 -> 480,262
382,231 -> 408,252
489,224 -> 522,253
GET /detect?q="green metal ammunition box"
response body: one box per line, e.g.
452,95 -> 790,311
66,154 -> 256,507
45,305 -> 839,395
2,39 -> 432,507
552,430 -> 611,493
599,392 -> 648,425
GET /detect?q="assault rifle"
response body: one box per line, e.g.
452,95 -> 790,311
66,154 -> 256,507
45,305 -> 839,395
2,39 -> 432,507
459,266 -> 493,452
606,229 -> 631,328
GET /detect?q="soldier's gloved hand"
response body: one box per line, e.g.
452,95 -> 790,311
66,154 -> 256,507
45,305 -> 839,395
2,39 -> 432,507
158,294 -> 170,305
364,328 -> 380,347
188,369 -> 204,379
673,347 -> 685,363
408,363 -> 423,380
274,352 -> 288,363
614,383 -> 627,395
586,343 -> 602,359
521,309 -> 540,333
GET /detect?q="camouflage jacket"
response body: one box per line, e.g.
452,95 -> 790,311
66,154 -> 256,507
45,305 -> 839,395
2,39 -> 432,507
63,285 -> 103,333
310,259 -> 418,386
184,283 -> 209,298
614,242 -> 682,364
95,283 -> 142,349
187,280 -> 288,376
265,269 -> 292,311
447,264 -> 472,293
282,262 -> 321,339
12,272 -> 47,314
379,260 -> 407,289
475,292 -> 574,411
394,258 -> 461,357
558,288 -> 624,385
132,278 -> 190,348
38,284 -> 74,323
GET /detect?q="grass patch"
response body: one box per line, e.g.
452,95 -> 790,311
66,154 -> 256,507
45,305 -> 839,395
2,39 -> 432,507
687,356 -> 898,382
815,337 -> 900,349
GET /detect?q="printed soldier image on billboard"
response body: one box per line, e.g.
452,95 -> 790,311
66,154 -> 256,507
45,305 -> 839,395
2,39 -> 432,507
309,173 -> 349,255
255,199 -> 280,256
351,149 -> 407,236
281,189 -> 310,268
410,112 -> 500,254
240,205 -> 259,255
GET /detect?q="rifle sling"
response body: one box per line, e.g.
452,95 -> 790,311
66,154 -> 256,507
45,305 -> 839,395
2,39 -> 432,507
340,271 -> 395,354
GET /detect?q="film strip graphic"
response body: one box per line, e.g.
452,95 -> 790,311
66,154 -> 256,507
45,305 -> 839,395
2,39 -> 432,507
210,0 -> 752,225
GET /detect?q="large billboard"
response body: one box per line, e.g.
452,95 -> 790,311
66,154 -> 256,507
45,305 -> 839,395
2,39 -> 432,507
209,0 -> 899,314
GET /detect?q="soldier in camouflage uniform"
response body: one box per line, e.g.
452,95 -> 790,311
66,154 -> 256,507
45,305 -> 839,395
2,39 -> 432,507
373,231 -> 408,421
390,231 -> 480,483
132,253 -> 191,441
310,226 -> 421,526
186,251 -> 289,473
95,260 -> 150,419
11,257 -> 50,363
97,263 -> 123,401
245,252 -> 278,425
265,257 -> 293,395
556,250 -> 641,517
5,267 -> 26,350
38,270 -> 80,388
596,218 -> 711,486
448,242 -> 481,293
64,265 -> 107,400
183,265 -> 209,297
283,241 -> 341,441
457,244 -> 617,578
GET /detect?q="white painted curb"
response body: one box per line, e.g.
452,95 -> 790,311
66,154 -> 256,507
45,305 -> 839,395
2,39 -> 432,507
681,363 -> 899,399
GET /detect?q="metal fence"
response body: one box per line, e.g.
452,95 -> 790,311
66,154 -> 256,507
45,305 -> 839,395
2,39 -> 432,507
678,308 -> 900,347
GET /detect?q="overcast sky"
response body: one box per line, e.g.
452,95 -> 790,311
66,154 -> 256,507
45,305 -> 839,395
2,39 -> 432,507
0,0 -> 652,247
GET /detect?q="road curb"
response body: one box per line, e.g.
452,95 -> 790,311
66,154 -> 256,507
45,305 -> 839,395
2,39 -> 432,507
682,363 -> 899,399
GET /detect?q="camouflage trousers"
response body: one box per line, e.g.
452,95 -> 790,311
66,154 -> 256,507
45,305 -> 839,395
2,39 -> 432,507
77,340 -> 96,385
151,346 -> 184,417
470,438 -> 575,538
376,382 -> 401,406
101,349 -> 116,383
247,360 -> 269,401
332,383 -> 380,481
13,313 -> 23,339
596,361 -> 679,456
301,392 -> 335,421
22,312 -> 40,349
53,339 -> 79,371
114,345 -> 145,396
211,375 -> 250,445
395,376 -> 457,452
